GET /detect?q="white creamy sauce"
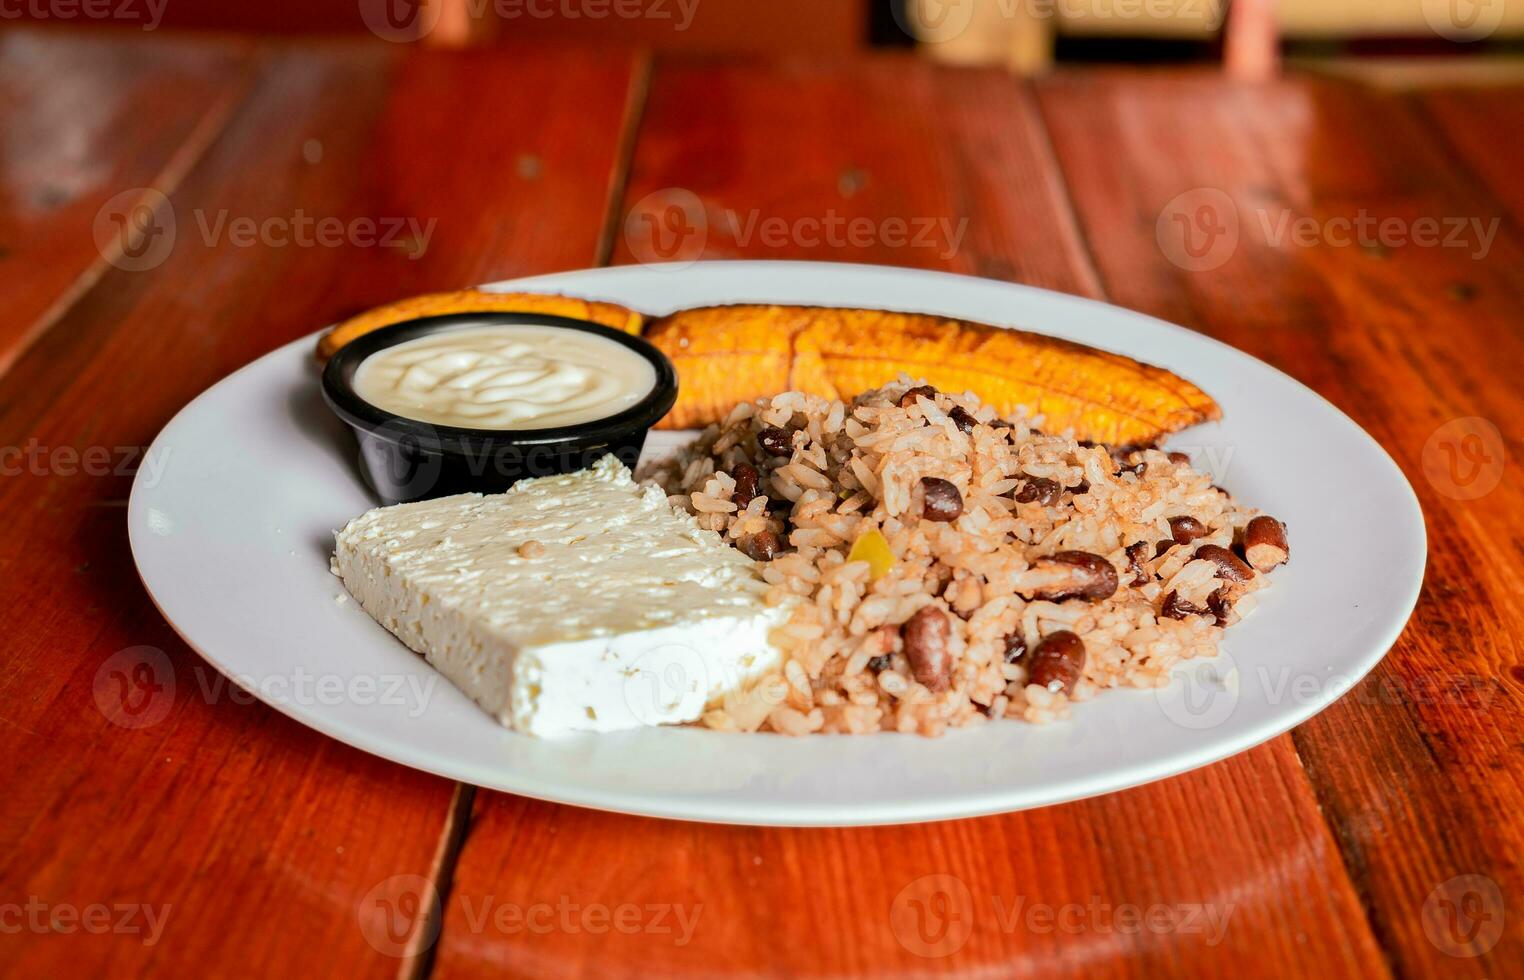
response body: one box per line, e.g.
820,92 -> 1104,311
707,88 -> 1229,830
353,324 -> 656,429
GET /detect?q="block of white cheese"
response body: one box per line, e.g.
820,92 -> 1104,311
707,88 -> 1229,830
332,455 -> 786,736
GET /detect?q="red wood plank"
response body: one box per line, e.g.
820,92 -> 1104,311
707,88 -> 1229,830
608,57 -> 1101,295
0,30 -> 254,376
434,58 -> 1384,979
1420,87 -> 1524,227
0,39 -> 645,976
1037,69 -> 1524,975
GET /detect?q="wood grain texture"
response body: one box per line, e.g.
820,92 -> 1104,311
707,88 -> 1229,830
434,60 -> 1385,978
0,36 -> 643,976
0,31 -> 254,375
608,57 -> 1101,296
1418,87 -> 1524,227
1037,70 -> 1523,975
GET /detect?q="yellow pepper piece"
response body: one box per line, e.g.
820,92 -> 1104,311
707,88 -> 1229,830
848,528 -> 895,581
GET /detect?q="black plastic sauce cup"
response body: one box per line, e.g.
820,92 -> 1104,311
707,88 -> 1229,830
321,312 -> 678,504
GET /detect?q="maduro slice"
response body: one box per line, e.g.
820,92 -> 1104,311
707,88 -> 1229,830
643,303 -> 803,429
646,304 -> 1219,446
315,290 -> 644,360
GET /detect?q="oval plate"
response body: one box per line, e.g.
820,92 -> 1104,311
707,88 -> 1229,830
129,262 -> 1425,826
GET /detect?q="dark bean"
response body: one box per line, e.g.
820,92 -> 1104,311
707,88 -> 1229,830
866,654 -> 893,673
1125,542 -> 1151,586
758,426 -> 793,457
731,462 -> 760,509
1003,632 -> 1027,664
1117,458 -> 1147,478
920,477 -> 963,522
1168,516 -> 1210,546
739,530 -> 780,562
1243,516 -> 1290,572
1028,630 -> 1086,694
1029,551 -> 1119,601
1071,479 -> 1090,495
898,385 -> 938,408
1167,451 -> 1191,465
949,405 -> 978,433
1013,477 -> 1062,506
1206,588 -> 1229,626
1160,591 -> 1204,620
902,606 -> 952,692
1195,543 -> 1255,583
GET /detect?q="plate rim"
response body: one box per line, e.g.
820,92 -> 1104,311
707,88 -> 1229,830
128,260 -> 1428,827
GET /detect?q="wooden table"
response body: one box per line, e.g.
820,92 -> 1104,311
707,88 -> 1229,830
2,28 -> 1519,978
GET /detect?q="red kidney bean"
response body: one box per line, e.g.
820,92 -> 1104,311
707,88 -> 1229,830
920,478 -> 963,522
902,606 -> 952,692
1013,477 -> 1062,506
949,406 -> 978,433
1206,588 -> 1230,626
898,385 -> 938,408
758,426 -> 793,457
1125,542 -> 1151,586
1003,632 -> 1027,664
1028,631 -> 1086,694
730,462 -> 760,509
1169,516 -> 1210,545
1243,516 -> 1290,572
739,530 -> 780,562
1195,543 -> 1255,583
1160,591 -> 1204,620
1030,551 -> 1119,601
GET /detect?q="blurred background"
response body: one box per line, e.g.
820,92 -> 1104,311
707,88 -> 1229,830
6,0 -> 1523,80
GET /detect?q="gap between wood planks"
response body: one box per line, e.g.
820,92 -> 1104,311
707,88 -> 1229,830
399,51 -> 656,980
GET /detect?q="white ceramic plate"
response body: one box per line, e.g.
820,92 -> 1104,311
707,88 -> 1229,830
129,261 -> 1425,826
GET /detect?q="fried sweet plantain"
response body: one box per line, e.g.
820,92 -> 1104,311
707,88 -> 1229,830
646,304 -> 1219,445
314,290 -> 644,360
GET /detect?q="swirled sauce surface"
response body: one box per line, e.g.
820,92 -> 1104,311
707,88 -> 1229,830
353,324 -> 657,429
